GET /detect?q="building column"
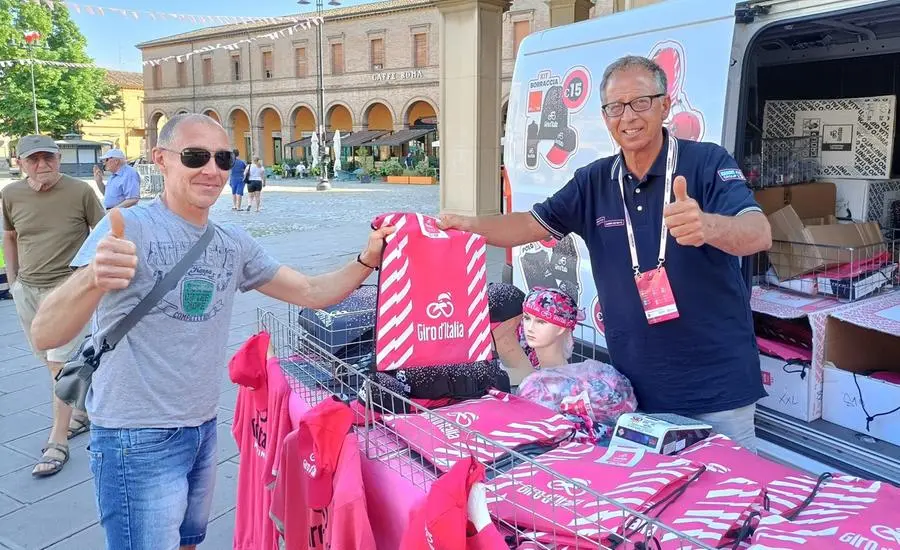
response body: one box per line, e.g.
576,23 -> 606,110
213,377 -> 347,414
147,120 -> 159,150
436,0 -> 508,217
546,0 -> 592,26
282,123 -> 294,160
253,125 -> 265,160
224,122 -> 235,149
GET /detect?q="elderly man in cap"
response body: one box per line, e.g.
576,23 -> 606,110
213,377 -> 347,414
94,148 -> 141,210
2,135 -> 106,477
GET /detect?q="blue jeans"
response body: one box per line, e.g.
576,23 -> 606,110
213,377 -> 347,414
88,418 -> 218,550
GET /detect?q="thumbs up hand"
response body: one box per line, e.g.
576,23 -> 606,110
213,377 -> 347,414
91,208 -> 138,291
663,175 -> 707,247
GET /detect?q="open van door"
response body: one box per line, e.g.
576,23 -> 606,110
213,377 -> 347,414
505,0 -> 740,351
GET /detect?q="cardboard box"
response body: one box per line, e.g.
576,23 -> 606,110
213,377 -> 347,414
751,286 -> 857,421
758,353 -> 814,422
767,205 -> 885,279
763,95 -> 897,179
754,182 -> 836,218
822,292 -> 900,446
833,178 -> 900,226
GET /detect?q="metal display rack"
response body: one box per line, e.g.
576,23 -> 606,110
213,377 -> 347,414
260,308 -> 720,549
752,228 -> 900,302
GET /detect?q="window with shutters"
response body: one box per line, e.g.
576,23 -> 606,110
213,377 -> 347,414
202,57 -> 213,85
262,49 -> 274,79
152,65 -> 162,89
370,38 -> 384,71
295,47 -> 307,77
413,33 -> 427,68
176,61 -> 187,87
513,20 -> 531,58
331,43 -> 344,75
231,52 -> 242,81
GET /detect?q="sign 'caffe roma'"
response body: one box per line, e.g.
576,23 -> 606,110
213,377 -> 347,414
372,69 -> 425,82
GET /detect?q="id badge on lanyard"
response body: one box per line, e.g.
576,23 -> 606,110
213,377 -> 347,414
617,135 -> 680,325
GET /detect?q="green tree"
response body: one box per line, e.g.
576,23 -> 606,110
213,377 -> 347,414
0,0 -> 123,139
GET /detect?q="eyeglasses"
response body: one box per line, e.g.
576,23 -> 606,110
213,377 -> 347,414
159,147 -> 235,170
601,94 -> 666,118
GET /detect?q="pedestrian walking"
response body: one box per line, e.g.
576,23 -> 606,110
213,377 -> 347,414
244,156 -> 265,212
2,135 -> 106,477
30,113 -> 393,550
230,149 -> 247,211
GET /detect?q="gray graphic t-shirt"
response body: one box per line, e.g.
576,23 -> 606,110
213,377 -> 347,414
72,198 -> 281,428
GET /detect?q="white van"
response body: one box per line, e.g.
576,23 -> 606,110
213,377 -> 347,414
504,0 -> 900,484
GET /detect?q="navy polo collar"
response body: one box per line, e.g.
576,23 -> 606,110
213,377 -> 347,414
613,128 -> 671,182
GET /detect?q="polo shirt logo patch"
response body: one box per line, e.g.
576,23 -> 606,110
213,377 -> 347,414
717,168 -> 746,182
595,217 -> 606,226
604,219 -> 625,228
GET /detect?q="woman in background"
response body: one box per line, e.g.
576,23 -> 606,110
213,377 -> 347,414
244,157 -> 266,212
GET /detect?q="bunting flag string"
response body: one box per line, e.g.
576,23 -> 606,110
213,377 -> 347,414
23,0 -> 320,28
140,18 -> 322,67
0,58 -> 96,68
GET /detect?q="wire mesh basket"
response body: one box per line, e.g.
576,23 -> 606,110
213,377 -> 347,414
745,136 -> 820,189
259,307 -> 722,549
752,228 -> 900,302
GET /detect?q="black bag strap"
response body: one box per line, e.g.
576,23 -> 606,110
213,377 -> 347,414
98,223 -> 216,353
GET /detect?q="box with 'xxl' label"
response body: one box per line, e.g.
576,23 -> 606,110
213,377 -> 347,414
758,353 -> 815,421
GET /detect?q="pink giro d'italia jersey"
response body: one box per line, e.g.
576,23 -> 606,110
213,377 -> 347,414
371,212 -> 492,372
382,389 -> 575,472
486,442 -> 706,547
747,474 -> 900,549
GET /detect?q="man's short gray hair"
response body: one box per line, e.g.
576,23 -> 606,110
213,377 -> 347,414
600,55 -> 668,104
157,113 -> 225,148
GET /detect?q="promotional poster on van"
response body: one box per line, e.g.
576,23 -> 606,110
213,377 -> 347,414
505,1 -> 737,348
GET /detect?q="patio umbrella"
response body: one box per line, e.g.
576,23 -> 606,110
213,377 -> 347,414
333,130 -> 342,172
311,133 -> 320,168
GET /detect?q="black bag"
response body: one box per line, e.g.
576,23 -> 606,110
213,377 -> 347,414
54,224 -> 216,410
296,284 -> 376,362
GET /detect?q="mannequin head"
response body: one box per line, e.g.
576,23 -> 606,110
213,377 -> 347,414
521,288 -> 581,369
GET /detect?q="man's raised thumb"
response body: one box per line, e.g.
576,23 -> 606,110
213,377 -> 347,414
673,176 -> 690,202
108,208 -> 125,239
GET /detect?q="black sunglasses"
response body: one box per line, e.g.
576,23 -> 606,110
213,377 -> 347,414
160,147 -> 235,170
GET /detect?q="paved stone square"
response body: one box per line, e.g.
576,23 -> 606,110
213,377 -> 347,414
0,179 -> 505,549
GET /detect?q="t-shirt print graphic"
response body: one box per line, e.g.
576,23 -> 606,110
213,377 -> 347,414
147,239 -> 236,322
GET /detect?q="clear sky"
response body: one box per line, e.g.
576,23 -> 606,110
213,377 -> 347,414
71,0 -> 376,73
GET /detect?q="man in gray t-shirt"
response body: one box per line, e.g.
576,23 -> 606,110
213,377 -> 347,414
29,114 -> 393,550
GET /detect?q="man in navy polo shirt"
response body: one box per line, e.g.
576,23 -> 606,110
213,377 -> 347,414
440,55 -> 772,451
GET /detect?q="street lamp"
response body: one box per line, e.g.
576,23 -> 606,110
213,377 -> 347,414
298,0 -> 340,191
23,31 -> 42,133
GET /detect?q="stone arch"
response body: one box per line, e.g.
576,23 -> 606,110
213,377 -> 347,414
501,96 -> 509,136
326,101 -> 354,132
147,110 -> 168,150
201,108 -> 221,124
402,97 -> 438,128
174,108 -> 190,116
289,102 -> 318,141
253,104 -> 284,127
360,99 -> 397,131
255,105 -> 284,166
